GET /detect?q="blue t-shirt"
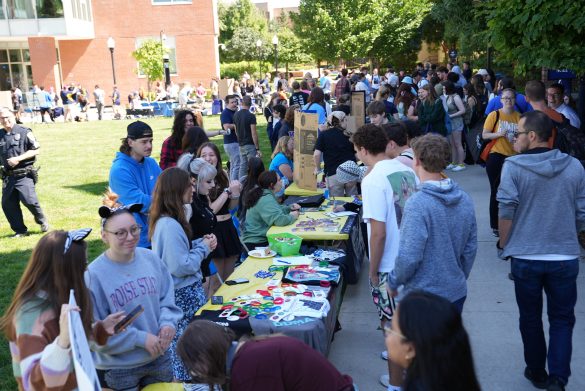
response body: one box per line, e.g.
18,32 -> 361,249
302,102 -> 327,125
269,152 -> 293,178
220,108 -> 238,144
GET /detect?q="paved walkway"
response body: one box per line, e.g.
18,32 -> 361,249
328,164 -> 585,390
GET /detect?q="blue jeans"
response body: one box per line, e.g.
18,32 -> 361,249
238,144 -> 257,180
223,142 -> 241,181
511,258 -> 579,384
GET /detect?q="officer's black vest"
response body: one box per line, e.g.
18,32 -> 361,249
0,125 -> 35,170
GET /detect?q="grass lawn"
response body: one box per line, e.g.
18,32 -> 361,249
0,113 -> 269,388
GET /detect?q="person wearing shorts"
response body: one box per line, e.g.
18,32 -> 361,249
369,272 -> 397,321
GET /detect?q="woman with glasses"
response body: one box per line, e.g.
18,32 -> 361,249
385,291 -> 480,391
481,88 -> 520,237
1,229 -> 125,390
87,191 -> 182,390
149,168 -> 217,382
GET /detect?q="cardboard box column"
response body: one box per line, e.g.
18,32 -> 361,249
293,110 -> 319,190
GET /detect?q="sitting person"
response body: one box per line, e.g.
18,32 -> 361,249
1,229 -> 124,390
237,157 -> 265,224
241,171 -> 300,251
181,126 -> 210,156
269,135 -> 294,189
178,320 -> 355,390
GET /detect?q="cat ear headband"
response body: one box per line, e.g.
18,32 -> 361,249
64,228 -> 92,254
98,204 -> 143,227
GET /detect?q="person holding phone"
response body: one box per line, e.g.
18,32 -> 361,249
149,168 -> 217,382
1,229 -> 125,390
86,191 -> 182,391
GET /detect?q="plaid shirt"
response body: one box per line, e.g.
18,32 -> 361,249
334,76 -> 350,99
159,137 -> 182,170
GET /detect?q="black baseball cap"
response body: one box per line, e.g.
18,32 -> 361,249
126,121 -> 153,139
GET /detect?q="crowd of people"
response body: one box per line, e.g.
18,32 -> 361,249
0,59 -> 583,391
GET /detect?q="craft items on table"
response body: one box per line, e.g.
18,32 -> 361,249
283,265 -> 342,286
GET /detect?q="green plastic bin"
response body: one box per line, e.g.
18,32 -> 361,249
267,232 -> 303,256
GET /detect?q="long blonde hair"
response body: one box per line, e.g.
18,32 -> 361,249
272,136 -> 293,160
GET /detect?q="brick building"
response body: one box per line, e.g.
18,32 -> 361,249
0,0 -> 219,101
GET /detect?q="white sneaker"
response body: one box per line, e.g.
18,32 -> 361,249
379,374 -> 390,388
381,350 -> 389,360
446,163 -> 456,170
452,164 -> 466,172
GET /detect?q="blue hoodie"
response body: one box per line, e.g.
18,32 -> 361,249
109,152 -> 162,247
389,179 -> 477,303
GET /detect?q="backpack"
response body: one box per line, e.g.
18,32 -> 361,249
463,98 -> 473,126
553,115 -> 585,167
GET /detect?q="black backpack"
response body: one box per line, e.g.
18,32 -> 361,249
553,115 -> 585,167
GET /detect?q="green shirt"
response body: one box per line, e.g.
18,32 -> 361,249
242,190 -> 294,244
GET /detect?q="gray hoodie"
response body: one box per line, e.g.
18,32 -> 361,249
497,148 -> 585,258
389,178 -> 477,303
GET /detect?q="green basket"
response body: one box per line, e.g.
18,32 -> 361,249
267,232 -> 303,256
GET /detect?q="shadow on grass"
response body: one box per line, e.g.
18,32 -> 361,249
0,238 -> 107,389
65,181 -> 109,196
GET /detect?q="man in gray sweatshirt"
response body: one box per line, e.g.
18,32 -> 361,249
497,110 -> 585,391
388,134 -> 477,313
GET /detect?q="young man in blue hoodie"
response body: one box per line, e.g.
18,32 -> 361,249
109,121 -> 162,248
497,111 -> 585,391
388,134 -> 477,314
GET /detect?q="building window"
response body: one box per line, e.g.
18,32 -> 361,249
151,0 -> 192,4
0,47 -> 32,91
7,0 -> 35,19
135,36 -> 178,77
36,0 -> 64,18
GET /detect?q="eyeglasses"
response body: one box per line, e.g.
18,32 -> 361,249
104,225 -> 141,240
513,131 -> 530,138
501,97 -> 515,101
383,324 -> 406,340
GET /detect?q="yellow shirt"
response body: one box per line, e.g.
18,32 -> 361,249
484,109 -> 520,157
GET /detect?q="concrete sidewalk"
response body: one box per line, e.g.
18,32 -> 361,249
328,164 -> 585,390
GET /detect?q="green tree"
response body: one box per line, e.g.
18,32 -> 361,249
271,12 -> 312,71
225,26 -> 270,64
218,0 -> 268,46
131,39 -> 168,91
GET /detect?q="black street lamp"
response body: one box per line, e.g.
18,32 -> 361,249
107,37 -> 116,85
272,34 -> 279,75
163,53 -> 171,88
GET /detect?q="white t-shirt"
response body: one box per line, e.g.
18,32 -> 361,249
555,103 -> 581,129
362,159 -> 418,272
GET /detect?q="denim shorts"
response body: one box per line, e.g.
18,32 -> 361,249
97,351 -> 173,391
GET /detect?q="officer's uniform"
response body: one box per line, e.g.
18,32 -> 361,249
0,124 -> 47,234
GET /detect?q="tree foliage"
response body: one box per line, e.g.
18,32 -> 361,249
218,0 -> 268,44
485,0 -> 585,74
131,39 -> 168,90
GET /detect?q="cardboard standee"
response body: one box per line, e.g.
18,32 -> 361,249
294,111 -> 319,190
218,79 -> 234,100
350,90 -> 366,129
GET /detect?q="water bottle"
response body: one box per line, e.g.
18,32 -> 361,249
324,188 -> 330,200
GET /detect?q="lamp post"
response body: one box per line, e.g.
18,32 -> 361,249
272,34 -> 279,75
107,37 -> 116,85
256,39 -> 262,79
163,54 -> 171,89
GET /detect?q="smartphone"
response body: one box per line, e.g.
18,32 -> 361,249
225,278 -> 250,286
114,304 -> 144,333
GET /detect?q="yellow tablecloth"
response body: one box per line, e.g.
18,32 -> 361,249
284,182 -> 324,196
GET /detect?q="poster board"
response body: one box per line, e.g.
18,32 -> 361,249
218,79 -> 234,100
68,290 -> 101,391
350,90 -> 366,129
294,111 -> 319,190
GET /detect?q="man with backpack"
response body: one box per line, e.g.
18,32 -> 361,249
334,68 -> 351,100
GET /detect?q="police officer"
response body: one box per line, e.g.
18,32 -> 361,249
0,107 -> 48,236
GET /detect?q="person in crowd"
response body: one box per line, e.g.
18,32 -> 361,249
463,83 -> 480,128
87,191 -> 182,390
368,100 -> 391,126
234,96 -> 260,180
416,84 -> 446,136
263,94 -> 277,150
220,94 -> 241,181
300,80 -> 311,95
394,83 -> 416,121
181,126 -> 209,157
149,167 -> 217,382
196,142 -> 242,282
385,291 -> 481,391
524,80 -> 566,151
497,111 -> 585,391
178,320 -> 354,390
482,88 -> 520,237
352,124 -> 417,390
109,121 -> 161,248
303,87 -> 328,127
160,110 -> 197,169
1,229 -> 124,390
547,83 -> 580,129
334,94 -> 351,115
442,80 -> 466,171
388,134 -> 477,312
269,135 -> 294,188
314,111 -> 358,196
241,171 -> 300,251
381,123 -> 415,170
0,107 -> 49,237
485,77 -> 532,116
277,105 -> 297,139
376,86 -> 399,120
354,73 -> 371,104
290,81 -> 309,107
271,104 -> 287,148
237,157 -> 265,224
320,69 -> 332,100
335,68 -> 352,99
